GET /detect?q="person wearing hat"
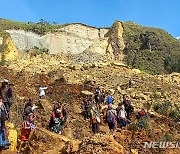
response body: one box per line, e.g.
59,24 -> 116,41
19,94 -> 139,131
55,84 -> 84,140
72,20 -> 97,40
0,79 -> 14,118
117,104 -> 128,128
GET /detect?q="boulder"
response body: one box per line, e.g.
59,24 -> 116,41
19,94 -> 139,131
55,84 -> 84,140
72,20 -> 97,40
113,62 -> 127,67
131,149 -> 138,154
134,92 -> 149,100
132,69 -> 141,74
0,37 -> 3,45
80,90 -> 93,97
28,127 -> 80,153
109,89 -> 115,95
59,60 -> 67,64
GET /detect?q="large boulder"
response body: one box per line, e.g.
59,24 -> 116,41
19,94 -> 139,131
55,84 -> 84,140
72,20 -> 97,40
80,90 -> 93,97
132,69 -> 141,74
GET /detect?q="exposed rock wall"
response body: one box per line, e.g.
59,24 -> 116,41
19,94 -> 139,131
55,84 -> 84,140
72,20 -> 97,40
6,24 -> 109,55
6,22 -> 126,63
107,21 -> 126,61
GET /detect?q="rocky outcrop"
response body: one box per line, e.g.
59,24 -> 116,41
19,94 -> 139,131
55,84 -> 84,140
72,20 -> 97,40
106,21 -> 126,61
6,24 -> 109,55
6,22 -> 126,63
0,36 -> 18,61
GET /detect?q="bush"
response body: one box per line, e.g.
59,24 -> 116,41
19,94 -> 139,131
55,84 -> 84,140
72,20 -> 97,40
131,116 -> 150,139
169,109 -> 180,122
153,101 -> 171,116
164,52 -> 180,73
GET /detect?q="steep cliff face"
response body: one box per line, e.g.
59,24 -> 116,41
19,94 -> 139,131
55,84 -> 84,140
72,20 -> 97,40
106,21 -> 125,61
6,23 -> 126,63
6,24 -> 109,55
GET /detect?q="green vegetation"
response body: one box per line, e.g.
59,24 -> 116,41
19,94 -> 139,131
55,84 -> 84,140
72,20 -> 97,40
0,18 -> 66,35
164,52 -> 180,73
169,108 -> 180,122
0,53 -> 6,66
131,116 -> 150,139
153,101 -> 180,122
26,46 -> 49,55
153,101 -> 171,116
123,21 -> 180,74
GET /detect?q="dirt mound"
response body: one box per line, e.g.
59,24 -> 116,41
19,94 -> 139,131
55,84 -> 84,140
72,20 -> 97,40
79,134 -> 124,154
28,127 -> 80,154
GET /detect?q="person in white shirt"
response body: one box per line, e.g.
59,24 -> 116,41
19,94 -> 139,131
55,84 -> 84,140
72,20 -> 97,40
39,85 -> 48,99
117,104 -> 128,128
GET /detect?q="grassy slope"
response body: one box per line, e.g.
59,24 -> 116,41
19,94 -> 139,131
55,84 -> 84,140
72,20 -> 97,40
123,21 -> 180,74
0,18 -> 66,36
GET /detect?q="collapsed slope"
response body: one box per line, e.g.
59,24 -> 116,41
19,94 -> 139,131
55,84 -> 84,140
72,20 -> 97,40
0,53 -> 179,153
1,18 -> 180,74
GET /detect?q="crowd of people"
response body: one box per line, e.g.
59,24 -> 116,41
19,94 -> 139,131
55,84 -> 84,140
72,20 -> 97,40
0,78 -> 147,151
82,86 -> 147,134
0,79 -> 68,151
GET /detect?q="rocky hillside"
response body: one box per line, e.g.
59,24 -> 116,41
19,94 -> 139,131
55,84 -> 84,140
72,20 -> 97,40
1,19 -> 180,74
0,54 -> 179,153
0,18 -> 179,153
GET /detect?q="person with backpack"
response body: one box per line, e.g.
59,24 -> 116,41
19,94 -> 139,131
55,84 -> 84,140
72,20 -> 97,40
90,105 -> 100,134
0,97 -> 10,150
106,95 -> 114,105
106,104 -> 117,133
117,105 -> 128,128
0,79 -> 14,118
48,103 -> 68,134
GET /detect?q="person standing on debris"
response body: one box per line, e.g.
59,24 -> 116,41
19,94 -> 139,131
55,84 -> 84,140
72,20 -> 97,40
0,97 -> 10,150
117,104 -> 128,128
20,112 -> 36,152
94,86 -> 100,95
106,104 -> 117,133
39,85 -> 48,99
0,79 -> 14,117
136,108 -> 147,119
100,90 -> 106,104
20,113 -> 36,141
94,91 -> 101,110
48,103 -> 68,134
90,105 -> 100,134
123,96 -> 134,120
82,96 -> 91,119
106,94 -> 114,105
23,98 -> 38,120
